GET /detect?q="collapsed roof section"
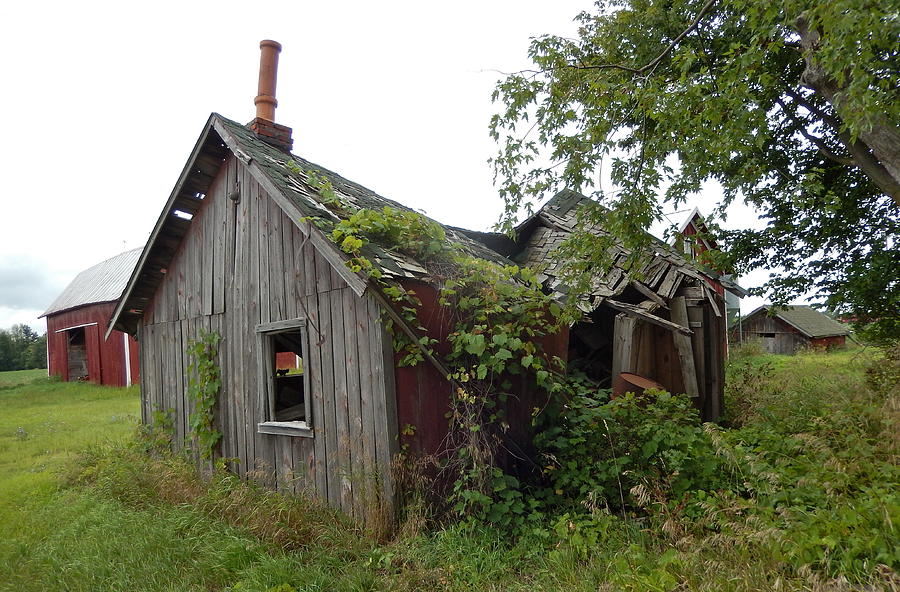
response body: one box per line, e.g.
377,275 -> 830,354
110,109 -> 736,343
475,189 -> 729,334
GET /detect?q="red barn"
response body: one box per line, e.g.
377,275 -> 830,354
41,249 -> 141,386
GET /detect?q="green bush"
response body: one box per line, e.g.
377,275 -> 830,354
535,386 -> 723,511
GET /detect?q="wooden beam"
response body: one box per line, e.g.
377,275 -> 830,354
611,313 -> 638,379
603,299 -> 692,335
632,280 -> 668,308
670,296 -> 700,398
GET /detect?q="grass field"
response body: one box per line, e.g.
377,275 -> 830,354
0,346 -> 896,591
0,368 -> 47,387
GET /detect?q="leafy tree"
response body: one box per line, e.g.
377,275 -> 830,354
491,0 -> 899,339
0,325 -> 47,371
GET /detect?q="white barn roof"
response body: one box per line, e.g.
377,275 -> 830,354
41,249 -> 142,317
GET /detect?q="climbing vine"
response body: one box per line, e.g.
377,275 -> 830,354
303,170 -> 579,520
186,330 -> 222,460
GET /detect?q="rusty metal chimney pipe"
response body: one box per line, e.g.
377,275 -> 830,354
254,40 -> 282,122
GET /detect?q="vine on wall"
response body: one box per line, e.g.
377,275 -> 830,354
304,169 -> 576,520
186,330 -> 222,460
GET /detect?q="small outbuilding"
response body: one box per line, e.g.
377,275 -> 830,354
108,40 -> 733,519
731,305 -> 850,354
41,249 -> 141,386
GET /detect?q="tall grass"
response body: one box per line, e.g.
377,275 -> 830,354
0,347 -> 897,591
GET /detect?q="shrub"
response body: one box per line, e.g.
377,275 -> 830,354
535,386 -> 723,511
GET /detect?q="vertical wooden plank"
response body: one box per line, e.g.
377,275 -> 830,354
306,293 -> 328,499
222,157 -> 238,468
201,194 -> 214,317
292,437 -> 315,495
330,288 -> 353,513
213,157 -> 229,315
258,182 -> 271,325
232,161 -> 250,477
356,295 -> 376,483
167,322 -> 184,450
687,303 -> 707,411
140,324 -> 151,422
317,289 -> 339,507
343,288 -> 364,517
268,198 -> 286,322
250,179 -> 274,477
368,296 -> 396,505
179,320 -> 190,456
275,436 -> 293,493
670,296 -> 700,398
315,250 -> 332,294
303,238 -> 317,298
611,314 -> 638,379
247,179 -> 265,478
138,325 -> 147,424
283,212 -> 299,318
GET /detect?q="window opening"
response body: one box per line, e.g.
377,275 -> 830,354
271,332 -> 305,421
256,319 -> 312,437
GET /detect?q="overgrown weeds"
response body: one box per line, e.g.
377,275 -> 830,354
2,346 -> 898,591
72,442 -> 370,555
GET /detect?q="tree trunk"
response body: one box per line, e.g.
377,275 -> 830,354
797,15 -> 900,206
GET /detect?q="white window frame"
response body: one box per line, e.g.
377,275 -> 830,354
255,318 -> 313,437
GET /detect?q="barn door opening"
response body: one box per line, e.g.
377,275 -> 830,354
66,327 -> 88,381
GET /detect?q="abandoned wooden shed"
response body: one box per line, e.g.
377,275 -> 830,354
731,305 -> 850,354
107,41 -> 558,518
108,40 -> 730,518
41,249 -> 141,386
466,190 -> 730,422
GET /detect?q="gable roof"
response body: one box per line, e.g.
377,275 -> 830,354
674,207 -> 719,250
108,113 -> 514,337
41,248 -> 141,318
747,305 -> 850,338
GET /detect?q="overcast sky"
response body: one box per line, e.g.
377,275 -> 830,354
0,0 -> 774,333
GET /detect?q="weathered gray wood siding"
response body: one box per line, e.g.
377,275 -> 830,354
139,154 -> 398,516
738,314 -> 807,355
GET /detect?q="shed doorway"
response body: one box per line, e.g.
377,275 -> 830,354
66,327 -> 88,381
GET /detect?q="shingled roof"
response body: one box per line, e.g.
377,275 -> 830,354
41,249 -> 141,317
506,190 -> 723,322
214,115 -> 513,277
748,305 -> 850,338
109,114 -> 516,336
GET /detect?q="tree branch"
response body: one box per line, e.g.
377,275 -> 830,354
776,97 -> 853,166
569,0 -> 718,75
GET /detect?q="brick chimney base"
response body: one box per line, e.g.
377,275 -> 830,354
249,117 -> 293,152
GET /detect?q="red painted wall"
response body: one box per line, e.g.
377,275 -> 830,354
46,301 -> 140,387
809,335 -> 847,350
393,281 -> 569,475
